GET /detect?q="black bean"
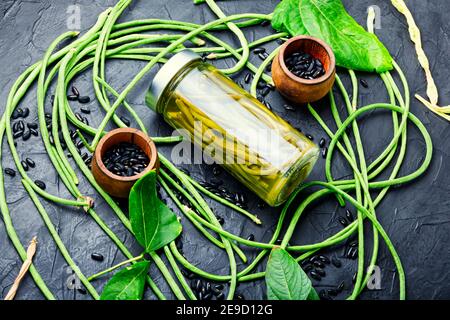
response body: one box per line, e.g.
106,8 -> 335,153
321,147 -> 328,158
82,117 -> 89,125
214,284 -> 224,291
244,73 -> 252,84
12,108 -> 23,119
319,138 -> 326,148
77,288 -> 87,295
345,209 -> 354,222
337,281 -> 345,292
21,107 -> 30,118
350,248 -> 358,260
17,120 -> 25,131
313,260 -> 325,268
310,271 -> 321,281
75,113 -> 83,122
352,272 -> 357,283
195,279 -> 202,292
346,247 -> 358,259
12,122 -> 20,133
22,129 -> 31,141
34,180 -> 46,190
349,241 -> 358,247
360,79 -> 369,88
303,264 -> 313,272
253,47 -> 266,54
4,168 -> 16,177
260,20 -> 270,27
216,292 -> 225,300
331,257 -> 342,268
25,158 -> 35,168
260,86 -> 270,97
312,69 -> 322,78
283,104 -> 295,111
67,94 -> 78,101
76,140 -> 83,149
78,96 -> 91,104
319,255 -> 330,264
70,130 -> 78,140
315,268 -> 326,277
91,253 -> 104,262
71,85 -> 80,97
216,216 -> 224,226
13,130 -> 24,139
258,53 -> 267,61
246,234 -> 255,241
263,101 -> 272,110
80,107 -> 91,114
30,128 -> 38,137
120,116 -> 130,127
306,134 -> 314,141
338,216 -> 348,227
203,292 -> 212,300
28,122 -> 38,129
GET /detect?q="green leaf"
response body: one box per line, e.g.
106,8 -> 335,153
299,0 -> 392,72
265,247 -> 314,300
129,170 -> 182,253
272,0 -> 393,72
307,287 -> 320,300
272,0 -> 308,35
100,261 -> 150,300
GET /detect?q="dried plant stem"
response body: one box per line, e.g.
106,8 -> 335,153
5,237 -> 38,300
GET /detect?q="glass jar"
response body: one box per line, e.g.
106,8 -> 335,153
146,50 -> 319,207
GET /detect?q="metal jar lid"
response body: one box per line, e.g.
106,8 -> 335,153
146,50 -> 201,112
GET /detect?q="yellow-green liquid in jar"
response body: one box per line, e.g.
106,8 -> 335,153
148,52 -> 319,206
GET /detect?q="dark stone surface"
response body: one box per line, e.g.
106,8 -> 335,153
0,0 -> 449,300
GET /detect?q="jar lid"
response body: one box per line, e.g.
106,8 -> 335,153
146,50 -> 201,112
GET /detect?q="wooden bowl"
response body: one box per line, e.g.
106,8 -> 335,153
91,128 -> 159,198
272,35 -> 336,104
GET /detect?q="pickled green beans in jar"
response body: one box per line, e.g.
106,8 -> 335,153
147,50 -> 319,206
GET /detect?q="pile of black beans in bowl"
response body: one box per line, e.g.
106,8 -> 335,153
102,142 -> 149,177
285,51 -> 325,80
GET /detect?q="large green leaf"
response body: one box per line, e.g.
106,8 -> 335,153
272,0 -> 393,72
272,0 -> 308,35
129,170 -> 182,253
266,247 -> 314,300
100,261 -> 150,300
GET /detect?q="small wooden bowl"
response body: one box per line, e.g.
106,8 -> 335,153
91,128 -> 159,198
272,35 -> 336,104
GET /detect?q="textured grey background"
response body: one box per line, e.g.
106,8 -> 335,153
0,0 -> 449,300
